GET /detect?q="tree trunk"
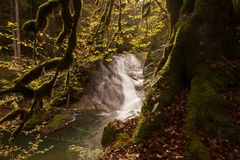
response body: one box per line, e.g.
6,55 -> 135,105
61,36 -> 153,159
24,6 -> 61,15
134,0 -> 240,159
14,0 -> 21,58
10,0 -> 18,58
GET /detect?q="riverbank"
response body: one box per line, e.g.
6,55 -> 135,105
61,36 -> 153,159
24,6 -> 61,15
0,53 -> 146,160
100,89 -> 240,160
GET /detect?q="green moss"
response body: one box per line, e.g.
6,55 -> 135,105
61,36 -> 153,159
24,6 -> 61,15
0,84 -> 34,98
187,77 -> 227,111
101,122 -> 118,147
134,0 -> 239,157
186,136 -> 212,160
184,106 -> 198,134
1,109 -> 30,142
134,111 -> 163,142
42,113 -> 73,133
192,66 -> 229,88
47,114 -> 72,126
184,72 -> 240,158
48,106 -> 63,114
23,0 -> 60,33
185,76 -> 239,139
214,116 -> 239,140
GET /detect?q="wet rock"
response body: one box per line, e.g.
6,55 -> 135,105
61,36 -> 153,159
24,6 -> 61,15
71,54 -> 144,114
41,114 -> 75,135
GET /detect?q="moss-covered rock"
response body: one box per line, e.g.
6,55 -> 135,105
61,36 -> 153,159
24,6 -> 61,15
186,136 -> 212,160
101,122 -> 118,147
24,108 -> 55,130
185,76 -> 238,138
41,113 -> 74,135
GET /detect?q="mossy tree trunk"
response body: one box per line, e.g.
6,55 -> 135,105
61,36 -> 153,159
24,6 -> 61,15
134,0 -> 240,159
0,0 -> 82,142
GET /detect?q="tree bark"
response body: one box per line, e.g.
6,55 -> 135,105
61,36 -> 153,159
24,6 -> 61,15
10,0 -> 18,58
134,0 -> 240,159
15,0 -> 21,58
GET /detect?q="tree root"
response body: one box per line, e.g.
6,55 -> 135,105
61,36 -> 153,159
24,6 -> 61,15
184,74 -> 240,159
134,62 -> 240,158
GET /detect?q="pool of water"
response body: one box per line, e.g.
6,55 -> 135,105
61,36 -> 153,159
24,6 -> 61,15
33,112 -> 117,160
1,112 -> 115,160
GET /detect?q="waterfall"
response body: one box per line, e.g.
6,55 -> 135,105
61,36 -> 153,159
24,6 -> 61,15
115,54 -> 143,119
72,54 -> 144,119
30,54 -> 144,160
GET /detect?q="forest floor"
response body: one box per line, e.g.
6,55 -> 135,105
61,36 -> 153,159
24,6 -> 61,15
100,89 -> 240,160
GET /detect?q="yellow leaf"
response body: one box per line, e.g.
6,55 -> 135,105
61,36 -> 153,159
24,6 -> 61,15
7,21 -> 15,27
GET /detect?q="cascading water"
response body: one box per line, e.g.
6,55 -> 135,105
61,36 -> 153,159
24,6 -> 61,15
28,54 -> 144,160
115,54 -> 143,119
74,54 -> 144,117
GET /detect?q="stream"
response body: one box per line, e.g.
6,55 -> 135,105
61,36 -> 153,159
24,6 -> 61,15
15,54 -> 144,160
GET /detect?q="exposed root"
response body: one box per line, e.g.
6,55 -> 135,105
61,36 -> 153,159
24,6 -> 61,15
184,75 -> 240,159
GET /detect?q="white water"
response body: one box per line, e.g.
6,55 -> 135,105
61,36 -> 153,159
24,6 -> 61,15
115,54 -> 144,120
76,54 -> 144,117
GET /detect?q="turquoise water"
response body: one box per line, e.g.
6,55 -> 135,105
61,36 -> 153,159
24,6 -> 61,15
32,112 -> 112,160
3,112 -> 114,160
